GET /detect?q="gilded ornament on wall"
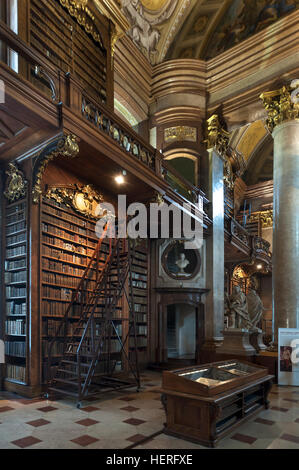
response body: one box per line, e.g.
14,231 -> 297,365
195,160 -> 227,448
260,83 -> 299,133
45,184 -> 103,219
164,126 -> 197,143
32,134 -> 79,204
4,163 -> 28,202
205,114 -> 230,157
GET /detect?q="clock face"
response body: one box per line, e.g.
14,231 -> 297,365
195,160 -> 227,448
73,193 -> 89,213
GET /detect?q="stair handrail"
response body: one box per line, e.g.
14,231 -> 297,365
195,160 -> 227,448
46,221 -> 110,385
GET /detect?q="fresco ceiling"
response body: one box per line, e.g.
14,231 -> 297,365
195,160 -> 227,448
120,0 -> 299,64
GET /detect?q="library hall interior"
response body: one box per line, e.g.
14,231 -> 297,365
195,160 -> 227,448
0,0 -> 299,451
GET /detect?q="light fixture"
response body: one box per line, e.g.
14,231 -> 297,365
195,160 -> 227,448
115,170 -> 127,185
257,264 -> 263,270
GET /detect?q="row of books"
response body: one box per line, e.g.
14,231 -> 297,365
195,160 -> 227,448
42,286 -> 73,301
42,222 -> 86,244
6,220 -> 26,236
132,272 -> 147,282
134,304 -> 147,313
132,280 -> 147,289
134,313 -> 147,323
42,211 -> 100,244
5,270 -> 27,284
42,245 -> 87,265
6,232 -> 27,246
42,258 -> 86,277
5,341 -> 26,357
42,300 -> 81,316
44,200 -> 96,231
43,234 -> 88,255
42,319 -> 86,337
42,271 -> 96,290
42,340 -> 64,356
6,212 -> 25,225
129,337 -> 147,348
6,364 -> 26,382
5,259 -> 26,270
5,320 -> 26,335
6,301 -> 26,315
136,325 -> 147,335
42,212 -> 87,236
6,245 -> 26,258
6,286 -> 26,298
6,202 -> 26,216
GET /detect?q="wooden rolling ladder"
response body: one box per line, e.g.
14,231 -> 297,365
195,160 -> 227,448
46,223 -> 141,407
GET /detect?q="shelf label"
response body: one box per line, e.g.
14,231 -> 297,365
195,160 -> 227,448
278,328 -> 299,386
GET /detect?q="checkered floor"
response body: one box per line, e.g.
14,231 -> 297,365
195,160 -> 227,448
0,371 -> 298,449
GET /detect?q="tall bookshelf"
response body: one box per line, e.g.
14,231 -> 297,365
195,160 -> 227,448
40,197 -> 150,382
129,240 -> 149,365
4,197 -> 28,386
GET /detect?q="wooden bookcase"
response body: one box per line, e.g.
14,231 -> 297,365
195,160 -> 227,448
3,196 -> 29,386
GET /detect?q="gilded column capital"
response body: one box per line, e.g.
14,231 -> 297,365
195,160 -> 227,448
260,83 -> 299,133
205,114 -> 230,157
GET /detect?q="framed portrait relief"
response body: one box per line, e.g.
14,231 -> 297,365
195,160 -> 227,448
161,240 -> 201,280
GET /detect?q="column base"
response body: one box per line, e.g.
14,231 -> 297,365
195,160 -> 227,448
217,329 -> 256,356
249,329 -> 267,353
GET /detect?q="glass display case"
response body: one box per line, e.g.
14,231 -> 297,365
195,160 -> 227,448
161,360 -> 274,447
163,360 -> 268,396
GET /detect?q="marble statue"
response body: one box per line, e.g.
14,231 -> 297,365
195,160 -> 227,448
247,283 -> 265,329
175,252 -> 190,276
227,285 -> 252,329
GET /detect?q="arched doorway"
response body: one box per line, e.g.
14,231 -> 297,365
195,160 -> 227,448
167,303 -> 196,359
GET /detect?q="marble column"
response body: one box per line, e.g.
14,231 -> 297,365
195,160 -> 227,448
272,120 -> 299,341
203,148 -> 225,351
261,85 -> 299,344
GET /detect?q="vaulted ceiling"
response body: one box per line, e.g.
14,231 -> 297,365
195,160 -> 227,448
120,0 -> 299,64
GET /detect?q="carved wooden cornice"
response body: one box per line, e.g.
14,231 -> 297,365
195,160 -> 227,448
4,163 -> 28,202
248,210 -> 273,229
32,134 -> 79,204
58,0 -> 104,48
93,0 -> 130,56
260,83 -> 299,133
45,183 -> 103,218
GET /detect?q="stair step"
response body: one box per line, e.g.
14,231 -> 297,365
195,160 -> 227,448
54,377 -> 80,386
61,360 -> 91,367
49,386 -> 79,398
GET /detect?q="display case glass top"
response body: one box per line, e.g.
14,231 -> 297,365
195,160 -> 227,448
163,360 -> 269,396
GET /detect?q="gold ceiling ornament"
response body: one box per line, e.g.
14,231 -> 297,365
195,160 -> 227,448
205,114 -> 230,157
45,184 -> 103,219
260,84 -> 299,133
32,134 -> 79,204
58,0 -> 104,48
140,0 -> 169,11
4,162 -> 28,202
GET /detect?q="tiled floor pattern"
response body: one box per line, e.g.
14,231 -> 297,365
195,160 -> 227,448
0,371 -> 298,449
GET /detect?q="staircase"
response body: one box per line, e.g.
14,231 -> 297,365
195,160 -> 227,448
46,224 -> 140,406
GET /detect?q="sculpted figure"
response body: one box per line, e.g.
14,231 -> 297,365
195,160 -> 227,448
228,285 -> 252,329
175,253 -> 189,276
247,282 -> 265,329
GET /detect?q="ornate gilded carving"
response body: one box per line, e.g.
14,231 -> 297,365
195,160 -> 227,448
164,126 -> 197,143
4,163 -> 27,202
32,134 -> 79,204
260,83 -> 299,133
248,210 -> 273,228
58,0 -> 104,48
45,184 -> 103,219
205,114 -> 230,157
